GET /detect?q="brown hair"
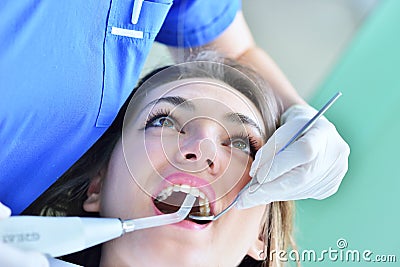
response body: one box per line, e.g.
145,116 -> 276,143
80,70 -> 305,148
24,52 -> 295,267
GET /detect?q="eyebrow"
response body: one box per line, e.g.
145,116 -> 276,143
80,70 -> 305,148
225,112 -> 264,137
141,96 -> 264,136
143,96 -> 195,111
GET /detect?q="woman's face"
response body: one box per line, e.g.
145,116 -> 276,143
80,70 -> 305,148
88,78 -> 268,266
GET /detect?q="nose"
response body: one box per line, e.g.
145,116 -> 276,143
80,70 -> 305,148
175,127 -> 222,174
183,138 -> 215,166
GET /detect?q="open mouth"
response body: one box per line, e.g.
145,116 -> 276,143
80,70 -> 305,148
153,184 -> 212,225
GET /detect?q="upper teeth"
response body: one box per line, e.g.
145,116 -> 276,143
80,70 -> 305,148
156,184 -> 211,215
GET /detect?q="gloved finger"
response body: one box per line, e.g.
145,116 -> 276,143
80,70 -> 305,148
47,256 -> 81,266
236,169 -> 340,210
0,202 -> 12,219
236,183 -> 274,209
265,152 -> 348,202
311,154 -> 349,200
236,169 -> 306,209
237,169 -> 310,209
251,110 -> 330,183
238,159 -> 338,209
238,168 -> 313,210
250,117 -> 308,178
255,127 -> 325,184
0,243 -> 49,267
281,104 -> 320,124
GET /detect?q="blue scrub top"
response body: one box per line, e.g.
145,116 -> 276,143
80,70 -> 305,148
0,0 -> 240,214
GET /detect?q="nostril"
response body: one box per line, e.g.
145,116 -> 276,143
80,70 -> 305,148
185,153 -> 197,160
206,159 -> 214,168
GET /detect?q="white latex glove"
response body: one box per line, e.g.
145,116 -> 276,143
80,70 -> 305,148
0,202 -> 50,267
237,104 -> 350,209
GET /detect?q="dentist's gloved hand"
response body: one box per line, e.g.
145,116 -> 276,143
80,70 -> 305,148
0,202 -> 49,267
237,104 -> 350,209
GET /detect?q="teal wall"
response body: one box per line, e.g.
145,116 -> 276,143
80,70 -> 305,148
293,0 -> 400,266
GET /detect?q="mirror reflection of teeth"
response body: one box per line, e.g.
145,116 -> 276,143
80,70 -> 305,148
156,184 -> 211,216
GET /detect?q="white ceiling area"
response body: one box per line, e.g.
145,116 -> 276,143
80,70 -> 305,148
242,0 -> 379,98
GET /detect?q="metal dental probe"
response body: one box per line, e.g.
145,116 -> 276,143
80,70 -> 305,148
189,91 -> 342,222
0,194 -> 196,257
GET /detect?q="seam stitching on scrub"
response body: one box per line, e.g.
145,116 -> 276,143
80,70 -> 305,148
96,0 -> 113,126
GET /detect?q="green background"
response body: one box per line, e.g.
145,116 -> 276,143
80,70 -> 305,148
293,0 -> 400,266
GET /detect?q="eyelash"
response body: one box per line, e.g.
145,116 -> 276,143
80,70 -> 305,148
144,109 -> 259,157
144,109 -> 173,129
229,132 -> 259,158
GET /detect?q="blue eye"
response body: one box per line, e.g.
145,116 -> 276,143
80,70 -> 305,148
152,117 -> 175,128
145,109 -> 178,130
230,139 -> 250,153
146,116 -> 176,129
228,134 -> 258,158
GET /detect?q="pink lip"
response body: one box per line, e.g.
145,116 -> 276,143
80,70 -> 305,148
152,172 -> 216,230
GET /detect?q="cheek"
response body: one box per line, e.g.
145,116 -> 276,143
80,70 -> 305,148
214,151 -> 252,196
123,134 -> 166,188
229,151 -> 252,181
100,132 -> 175,219
142,134 -> 180,178
99,141 -> 154,219
143,136 -> 168,165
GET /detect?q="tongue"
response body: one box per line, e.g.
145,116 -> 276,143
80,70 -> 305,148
154,191 -> 200,215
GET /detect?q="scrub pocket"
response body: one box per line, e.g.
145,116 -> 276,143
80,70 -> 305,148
96,0 -> 172,127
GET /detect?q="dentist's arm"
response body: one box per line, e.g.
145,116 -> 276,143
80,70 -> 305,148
174,11 -> 350,207
196,11 -> 306,109
0,202 -> 49,267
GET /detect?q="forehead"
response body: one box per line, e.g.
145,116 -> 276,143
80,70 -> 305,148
142,78 -> 264,127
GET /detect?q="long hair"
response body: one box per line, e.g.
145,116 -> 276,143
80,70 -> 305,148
24,52 -> 295,267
